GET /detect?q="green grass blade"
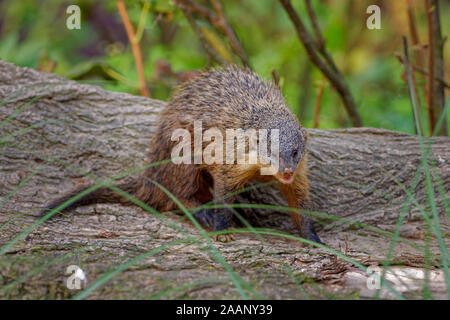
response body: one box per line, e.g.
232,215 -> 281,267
147,178 -> 261,300
0,94 -> 45,130
73,237 -> 197,300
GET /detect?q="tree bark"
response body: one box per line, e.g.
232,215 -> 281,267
0,61 -> 448,299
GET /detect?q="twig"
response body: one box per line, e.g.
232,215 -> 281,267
178,0 -> 215,21
403,36 -> 424,135
406,0 -> 427,90
200,26 -> 234,63
394,53 -> 450,89
305,0 -> 324,50
134,1 -> 151,43
410,64 -> 424,135
271,68 -> 280,87
425,0 -> 436,134
426,0 -> 447,136
406,0 -> 427,70
313,78 -> 325,129
116,0 -> 150,97
210,0 -> 250,68
405,0 -> 426,133
304,0 -> 338,74
278,0 -> 362,127
177,0 -> 250,68
176,1 -> 226,66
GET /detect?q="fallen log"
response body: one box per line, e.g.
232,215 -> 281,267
0,60 -> 448,299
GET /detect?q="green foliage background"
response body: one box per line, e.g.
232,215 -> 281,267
1,0 -> 449,133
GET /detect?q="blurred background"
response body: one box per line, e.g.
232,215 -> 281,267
0,0 -> 448,134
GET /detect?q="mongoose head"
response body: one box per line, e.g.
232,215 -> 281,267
245,76 -> 308,184
256,113 -> 308,184
274,120 -> 308,184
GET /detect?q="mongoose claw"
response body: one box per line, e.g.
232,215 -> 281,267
193,209 -> 215,229
212,234 -> 236,243
301,216 -> 324,245
308,230 -> 323,245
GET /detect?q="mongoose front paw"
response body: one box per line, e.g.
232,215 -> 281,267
193,208 -> 215,229
212,234 -> 236,242
301,216 -> 324,245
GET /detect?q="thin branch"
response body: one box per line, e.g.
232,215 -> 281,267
116,0 -> 150,97
405,0 -> 426,131
425,0 -> 436,134
178,0 -> 215,21
406,55 -> 424,134
403,36 -> 424,135
176,1 -> 226,66
313,78 -> 325,129
427,0 -> 447,136
177,0 -> 250,68
394,53 -> 450,89
134,1 -> 151,43
278,0 -> 362,127
210,0 -> 250,68
406,0 -> 427,72
271,68 -> 280,87
304,0 -> 338,74
305,0 -> 324,49
412,69 -> 423,134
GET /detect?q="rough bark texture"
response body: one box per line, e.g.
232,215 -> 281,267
0,60 -> 448,299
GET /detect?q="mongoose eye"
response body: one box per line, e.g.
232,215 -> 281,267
292,149 -> 298,159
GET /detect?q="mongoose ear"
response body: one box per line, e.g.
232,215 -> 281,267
301,127 -> 309,144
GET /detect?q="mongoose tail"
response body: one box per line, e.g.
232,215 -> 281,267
39,180 -> 136,217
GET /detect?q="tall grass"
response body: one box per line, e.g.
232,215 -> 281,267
397,40 -> 449,299
0,87 -> 448,300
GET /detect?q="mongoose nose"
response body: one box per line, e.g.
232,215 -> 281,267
283,168 -> 294,178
